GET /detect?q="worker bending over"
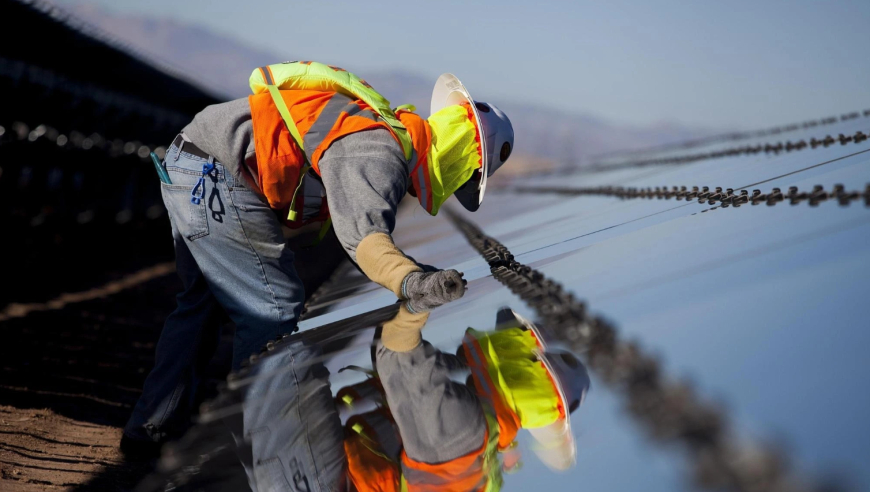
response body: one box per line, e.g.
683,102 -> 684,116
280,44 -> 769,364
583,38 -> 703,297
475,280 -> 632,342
121,61 -> 514,458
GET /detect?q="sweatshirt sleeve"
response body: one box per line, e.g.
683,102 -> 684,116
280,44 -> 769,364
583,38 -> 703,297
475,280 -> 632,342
376,340 -> 488,464
318,128 -> 409,262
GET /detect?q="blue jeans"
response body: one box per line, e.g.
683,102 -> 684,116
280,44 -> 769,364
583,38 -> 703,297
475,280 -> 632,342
125,143 -> 305,442
235,340 -> 347,492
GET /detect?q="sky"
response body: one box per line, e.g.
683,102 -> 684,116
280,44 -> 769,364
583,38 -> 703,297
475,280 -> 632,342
52,0 -> 870,129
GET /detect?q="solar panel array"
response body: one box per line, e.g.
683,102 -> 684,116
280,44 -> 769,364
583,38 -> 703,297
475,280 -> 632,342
141,111 -> 870,491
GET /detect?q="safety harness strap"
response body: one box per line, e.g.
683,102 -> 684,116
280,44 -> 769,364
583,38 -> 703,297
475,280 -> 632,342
265,83 -> 310,221
252,62 -> 414,161
266,84 -> 305,153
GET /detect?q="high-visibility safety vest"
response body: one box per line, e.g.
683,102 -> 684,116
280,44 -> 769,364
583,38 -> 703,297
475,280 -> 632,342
248,61 -> 417,227
339,328 -> 562,492
338,370 -> 504,492
461,330 -> 522,451
461,328 -> 566,442
345,408 -> 503,492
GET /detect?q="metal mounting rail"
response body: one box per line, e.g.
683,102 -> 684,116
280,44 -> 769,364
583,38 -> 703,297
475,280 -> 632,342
513,183 -> 870,208
589,109 -> 870,161
580,128 -> 869,174
444,207 -> 842,492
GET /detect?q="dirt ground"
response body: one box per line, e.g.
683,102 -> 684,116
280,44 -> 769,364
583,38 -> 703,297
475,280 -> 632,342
0,229 -> 346,491
0,268 -> 187,491
0,405 -> 152,491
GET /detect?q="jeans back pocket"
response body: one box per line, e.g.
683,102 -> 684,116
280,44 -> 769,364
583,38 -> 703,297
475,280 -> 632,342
161,182 -> 209,241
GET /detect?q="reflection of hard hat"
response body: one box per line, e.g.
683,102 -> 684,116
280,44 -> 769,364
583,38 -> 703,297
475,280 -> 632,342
492,308 -> 591,471
541,351 -> 590,415
528,418 -> 575,471
494,308 -> 591,414
431,73 -> 514,212
534,349 -> 589,472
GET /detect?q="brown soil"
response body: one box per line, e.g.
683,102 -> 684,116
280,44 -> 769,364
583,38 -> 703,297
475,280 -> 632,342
0,229 -> 346,491
0,270 -> 183,491
0,405 -> 152,491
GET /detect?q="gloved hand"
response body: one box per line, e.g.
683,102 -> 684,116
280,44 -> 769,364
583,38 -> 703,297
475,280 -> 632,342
401,270 -> 467,313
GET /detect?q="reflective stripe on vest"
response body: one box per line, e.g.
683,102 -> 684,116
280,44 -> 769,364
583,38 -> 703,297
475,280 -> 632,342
303,94 -> 349,154
248,89 -> 394,227
303,94 -> 383,156
250,61 -> 413,161
263,89 -> 380,221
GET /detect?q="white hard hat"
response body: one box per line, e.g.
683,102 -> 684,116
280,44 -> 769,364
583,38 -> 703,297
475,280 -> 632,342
528,419 -> 576,471
431,73 -> 514,212
533,349 -> 589,472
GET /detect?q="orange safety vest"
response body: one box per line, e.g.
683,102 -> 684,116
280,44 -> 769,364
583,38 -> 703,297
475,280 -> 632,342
341,376 -> 502,492
345,412 -> 497,492
345,431 -> 402,492
249,90 -> 431,228
345,409 -> 402,492
399,432 -> 491,492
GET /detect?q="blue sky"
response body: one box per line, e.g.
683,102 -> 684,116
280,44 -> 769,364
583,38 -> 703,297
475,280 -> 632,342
54,0 -> 870,129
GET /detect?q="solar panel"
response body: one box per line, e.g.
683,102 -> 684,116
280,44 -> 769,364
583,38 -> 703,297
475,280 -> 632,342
139,112 -> 870,491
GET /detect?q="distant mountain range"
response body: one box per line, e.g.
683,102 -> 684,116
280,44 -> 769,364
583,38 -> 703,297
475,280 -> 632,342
52,1 -> 723,165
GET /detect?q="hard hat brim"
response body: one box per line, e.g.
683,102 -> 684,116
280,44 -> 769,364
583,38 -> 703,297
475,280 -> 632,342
536,348 -> 577,458
431,73 -> 488,211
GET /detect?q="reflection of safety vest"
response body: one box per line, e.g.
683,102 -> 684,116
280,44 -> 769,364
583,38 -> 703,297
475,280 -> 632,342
461,328 -> 565,444
340,380 -> 503,492
401,410 -> 501,492
345,409 -> 502,492
248,61 -> 423,228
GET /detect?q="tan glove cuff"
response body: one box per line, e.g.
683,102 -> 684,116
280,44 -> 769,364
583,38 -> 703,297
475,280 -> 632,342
381,304 -> 430,352
356,233 -> 422,297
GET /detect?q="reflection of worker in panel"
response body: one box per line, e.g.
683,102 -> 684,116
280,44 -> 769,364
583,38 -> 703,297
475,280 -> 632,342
122,61 -> 514,457
337,306 -> 591,492
230,305 -> 588,492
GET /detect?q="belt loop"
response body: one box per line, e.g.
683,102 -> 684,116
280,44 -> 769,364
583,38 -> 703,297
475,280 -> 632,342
174,139 -> 184,162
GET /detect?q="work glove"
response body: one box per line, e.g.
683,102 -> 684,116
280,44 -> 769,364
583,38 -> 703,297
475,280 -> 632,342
401,270 -> 467,313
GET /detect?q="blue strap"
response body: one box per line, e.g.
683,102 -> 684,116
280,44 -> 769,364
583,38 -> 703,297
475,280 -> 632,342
190,161 -> 216,204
